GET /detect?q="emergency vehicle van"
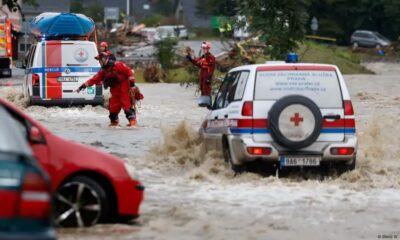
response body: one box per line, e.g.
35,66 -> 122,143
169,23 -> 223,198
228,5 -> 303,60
200,61 -> 357,175
0,16 -> 12,77
22,12 -> 102,105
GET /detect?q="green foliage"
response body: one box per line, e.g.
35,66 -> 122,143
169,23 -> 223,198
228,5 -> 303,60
154,0 -> 174,16
308,0 -> 400,43
139,14 -> 166,27
299,41 -> 372,74
154,38 -> 178,82
196,0 -> 238,16
238,0 -> 309,60
70,0 -> 104,23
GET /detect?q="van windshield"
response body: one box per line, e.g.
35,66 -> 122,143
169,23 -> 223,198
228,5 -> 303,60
255,70 -> 343,108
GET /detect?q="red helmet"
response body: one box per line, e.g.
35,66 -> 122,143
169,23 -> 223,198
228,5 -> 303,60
100,41 -> 108,49
201,41 -> 212,49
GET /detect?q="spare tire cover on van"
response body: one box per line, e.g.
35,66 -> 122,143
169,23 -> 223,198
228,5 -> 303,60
268,95 -> 322,150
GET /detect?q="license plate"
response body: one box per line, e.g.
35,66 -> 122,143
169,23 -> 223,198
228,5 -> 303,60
280,156 -> 321,166
57,76 -> 79,82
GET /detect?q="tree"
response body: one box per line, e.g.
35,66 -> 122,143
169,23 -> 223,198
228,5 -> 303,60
2,0 -> 38,21
70,0 -> 104,23
70,0 -> 85,14
155,0 -> 173,16
196,0 -> 238,16
238,0 -> 309,60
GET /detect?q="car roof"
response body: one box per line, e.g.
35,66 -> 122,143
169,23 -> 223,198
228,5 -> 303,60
0,105 -> 32,156
229,63 -> 339,73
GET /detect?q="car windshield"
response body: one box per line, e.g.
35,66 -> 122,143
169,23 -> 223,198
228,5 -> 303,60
255,70 -> 343,108
373,32 -> 390,42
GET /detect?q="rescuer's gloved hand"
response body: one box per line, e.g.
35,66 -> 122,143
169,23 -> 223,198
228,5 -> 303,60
76,84 -> 87,93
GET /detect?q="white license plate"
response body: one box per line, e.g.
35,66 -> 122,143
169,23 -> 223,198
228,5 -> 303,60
58,76 -> 79,82
280,156 -> 321,166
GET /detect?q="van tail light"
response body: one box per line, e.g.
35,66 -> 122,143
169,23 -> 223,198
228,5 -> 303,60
32,74 -> 40,86
247,147 -> 271,155
330,147 -> 354,155
19,172 -> 51,219
242,101 -> 253,116
343,100 -> 356,130
344,100 -> 354,115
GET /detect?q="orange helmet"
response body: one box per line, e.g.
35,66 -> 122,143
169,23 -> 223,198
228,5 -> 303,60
201,41 -> 212,49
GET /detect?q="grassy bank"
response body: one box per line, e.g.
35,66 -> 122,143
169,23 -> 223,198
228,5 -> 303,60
299,41 -> 373,74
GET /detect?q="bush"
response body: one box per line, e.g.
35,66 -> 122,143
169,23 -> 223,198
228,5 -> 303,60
139,14 -> 166,27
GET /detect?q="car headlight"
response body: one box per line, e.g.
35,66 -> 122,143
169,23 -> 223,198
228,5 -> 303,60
124,162 -> 140,181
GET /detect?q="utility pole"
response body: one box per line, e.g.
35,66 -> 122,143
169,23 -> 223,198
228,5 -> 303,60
126,0 -> 130,16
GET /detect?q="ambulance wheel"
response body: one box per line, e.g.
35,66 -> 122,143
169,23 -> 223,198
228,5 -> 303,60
335,158 -> 356,175
223,138 -> 245,173
268,95 -> 322,150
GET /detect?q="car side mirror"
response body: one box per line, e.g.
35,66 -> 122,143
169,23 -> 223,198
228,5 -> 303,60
29,126 -> 45,144
15,60 -> 25,69
198,95 -> 212,109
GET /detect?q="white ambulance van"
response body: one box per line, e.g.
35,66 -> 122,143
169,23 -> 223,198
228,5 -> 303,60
22,40 -> 102,105
200,61 -> 357,175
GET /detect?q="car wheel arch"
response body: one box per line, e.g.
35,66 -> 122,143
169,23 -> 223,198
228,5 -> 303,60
57,170 -> 118,221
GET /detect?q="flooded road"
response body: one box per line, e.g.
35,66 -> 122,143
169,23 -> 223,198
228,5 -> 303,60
1,63 -> 400,239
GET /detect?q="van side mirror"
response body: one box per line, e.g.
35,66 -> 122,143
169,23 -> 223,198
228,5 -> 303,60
198,96 -> 212,109
15,60 -> 25,69
29,126 -> 45,144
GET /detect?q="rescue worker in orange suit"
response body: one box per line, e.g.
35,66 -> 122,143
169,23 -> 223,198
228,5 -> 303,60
76,52 -> 137,127
186,41 -> 216,96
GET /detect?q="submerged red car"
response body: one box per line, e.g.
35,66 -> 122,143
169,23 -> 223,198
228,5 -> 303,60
0,98 -> 144,227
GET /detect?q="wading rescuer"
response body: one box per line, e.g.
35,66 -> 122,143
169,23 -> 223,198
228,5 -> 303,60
76,52 -> 141,127
186,41 -> 216,97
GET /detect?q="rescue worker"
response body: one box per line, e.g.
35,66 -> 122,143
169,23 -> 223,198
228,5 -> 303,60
76,52 -> 137,127
186,41 -> 216,96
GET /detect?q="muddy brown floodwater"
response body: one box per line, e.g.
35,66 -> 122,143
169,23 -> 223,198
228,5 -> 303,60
1,62 -> 400,240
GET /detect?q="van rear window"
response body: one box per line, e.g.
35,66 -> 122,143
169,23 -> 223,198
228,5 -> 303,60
255,70 -> 343,108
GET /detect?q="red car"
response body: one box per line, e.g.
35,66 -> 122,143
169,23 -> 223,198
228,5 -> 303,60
0,98 -> 144,227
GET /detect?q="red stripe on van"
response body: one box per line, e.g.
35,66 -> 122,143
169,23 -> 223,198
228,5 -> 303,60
322,119 -> 355,128
256,65 -> 336,71
237,119 -> 269,128
45,41 -> 62,99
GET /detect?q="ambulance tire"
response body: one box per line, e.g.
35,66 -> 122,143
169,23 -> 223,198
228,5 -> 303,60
223,138 -> 246,174
268,95 -> 322,150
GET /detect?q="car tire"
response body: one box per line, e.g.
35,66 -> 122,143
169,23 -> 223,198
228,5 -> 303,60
268,95 -> 323,150
223,138 -> 245,173
335,158 -> 356,175
54,176 -> 110,227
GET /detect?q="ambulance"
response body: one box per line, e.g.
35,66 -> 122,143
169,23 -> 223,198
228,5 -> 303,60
200,60 -> 357,175
22,12 -> 103,105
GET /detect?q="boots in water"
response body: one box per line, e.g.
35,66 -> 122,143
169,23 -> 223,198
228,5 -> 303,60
127,119 -> 137,127
109,121 -> 119,127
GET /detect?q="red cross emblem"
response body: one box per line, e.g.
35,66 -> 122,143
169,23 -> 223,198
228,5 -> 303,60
78,50 -> 85,58
290,113 -> 303,126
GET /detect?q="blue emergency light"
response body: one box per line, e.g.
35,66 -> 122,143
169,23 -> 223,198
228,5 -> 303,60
286,52 -> 299,63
